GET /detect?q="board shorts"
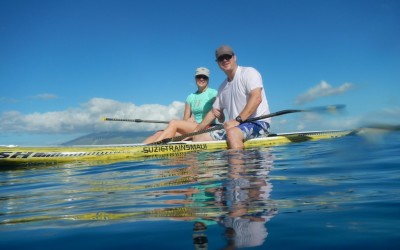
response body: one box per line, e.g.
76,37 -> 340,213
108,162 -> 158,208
209,121 -> 270,141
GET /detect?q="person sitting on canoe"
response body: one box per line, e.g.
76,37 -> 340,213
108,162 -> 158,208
143,67 -> 221,144
193,45 -> 271,149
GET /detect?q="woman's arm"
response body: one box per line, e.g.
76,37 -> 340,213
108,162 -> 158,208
183,103 -> 192,120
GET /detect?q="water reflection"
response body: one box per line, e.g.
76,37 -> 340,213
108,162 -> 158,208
193,221 -> 208,250
175,149 -> 277,249
1,149 -> 277,249
214,149 -> 277,249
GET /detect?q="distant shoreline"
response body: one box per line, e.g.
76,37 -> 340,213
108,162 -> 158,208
62,131 -> 156,145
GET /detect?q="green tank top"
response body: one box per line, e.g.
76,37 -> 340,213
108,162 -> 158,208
186,88 -> 217,124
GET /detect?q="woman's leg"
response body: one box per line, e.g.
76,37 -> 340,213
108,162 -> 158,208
142,130 -> 164,144
154,120 -> 197,142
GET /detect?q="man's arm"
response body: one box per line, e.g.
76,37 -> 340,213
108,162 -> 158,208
225,87 -> 263,129
212,108 -> 225,123
239,87 -> 262,120
195,109 -> 218,131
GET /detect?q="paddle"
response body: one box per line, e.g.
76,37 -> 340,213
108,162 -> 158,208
363,123 -> 400,131
102,117 -> 170,124
151,104 -> 346,144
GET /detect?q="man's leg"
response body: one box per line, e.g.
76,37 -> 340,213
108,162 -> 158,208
226,127 -> 245,149
226,121 -> 270,149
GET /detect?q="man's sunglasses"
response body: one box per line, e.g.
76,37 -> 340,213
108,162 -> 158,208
216,54 -> 233,62
195,75 -> 209,80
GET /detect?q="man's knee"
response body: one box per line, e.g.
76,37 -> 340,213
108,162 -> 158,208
226,127 -> 243,140
226,128 -> 245,149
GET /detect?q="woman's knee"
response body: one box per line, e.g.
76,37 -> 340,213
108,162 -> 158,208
168,120 -> 179,128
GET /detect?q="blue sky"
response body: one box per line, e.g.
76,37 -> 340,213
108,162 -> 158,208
1,0 -> 399,145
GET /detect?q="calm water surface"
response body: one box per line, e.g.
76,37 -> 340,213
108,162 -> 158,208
1,131 -> 399,249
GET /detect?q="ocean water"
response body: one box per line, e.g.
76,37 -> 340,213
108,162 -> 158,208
1,131 -> 399,249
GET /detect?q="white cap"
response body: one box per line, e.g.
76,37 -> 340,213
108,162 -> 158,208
195,67 -> 210,77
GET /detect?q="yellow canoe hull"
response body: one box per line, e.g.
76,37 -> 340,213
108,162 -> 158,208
0,130 -> 353,166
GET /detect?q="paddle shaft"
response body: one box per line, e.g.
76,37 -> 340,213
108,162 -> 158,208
103,118 -> 170,124
155,105 -> 345,144
155,109 -> 305,144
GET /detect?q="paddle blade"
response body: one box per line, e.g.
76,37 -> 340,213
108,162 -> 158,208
307,104 -> 346,114
364,123 -> 400,131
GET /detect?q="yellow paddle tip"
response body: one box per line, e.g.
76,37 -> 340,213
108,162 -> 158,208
327,106 -> 337,111
102,117 -> 107,122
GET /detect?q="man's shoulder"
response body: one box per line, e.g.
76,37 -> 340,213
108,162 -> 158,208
239,66 -> 260,75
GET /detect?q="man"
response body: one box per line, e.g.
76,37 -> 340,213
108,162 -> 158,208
193,45 -> 271,149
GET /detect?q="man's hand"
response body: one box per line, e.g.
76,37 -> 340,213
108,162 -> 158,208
224,119 -> 240,130
212,108 -> 225,123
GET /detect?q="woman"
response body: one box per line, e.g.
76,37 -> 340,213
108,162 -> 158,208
143,67 -> 222,144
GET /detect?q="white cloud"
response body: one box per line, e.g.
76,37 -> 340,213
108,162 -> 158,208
2,96 -> 397,138
0,97 -> 18,103
295,81 -> 353,105
31,93 -> 59,100
0,98 -> 185,134
356,107 -> 400,126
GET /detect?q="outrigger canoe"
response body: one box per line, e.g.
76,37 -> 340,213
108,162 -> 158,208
0,130 -> 355,166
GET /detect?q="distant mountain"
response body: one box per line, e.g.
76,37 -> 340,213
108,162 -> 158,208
61,131 -> 156,145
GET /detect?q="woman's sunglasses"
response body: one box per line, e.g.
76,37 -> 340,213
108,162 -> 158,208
195,75 -> 209,80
